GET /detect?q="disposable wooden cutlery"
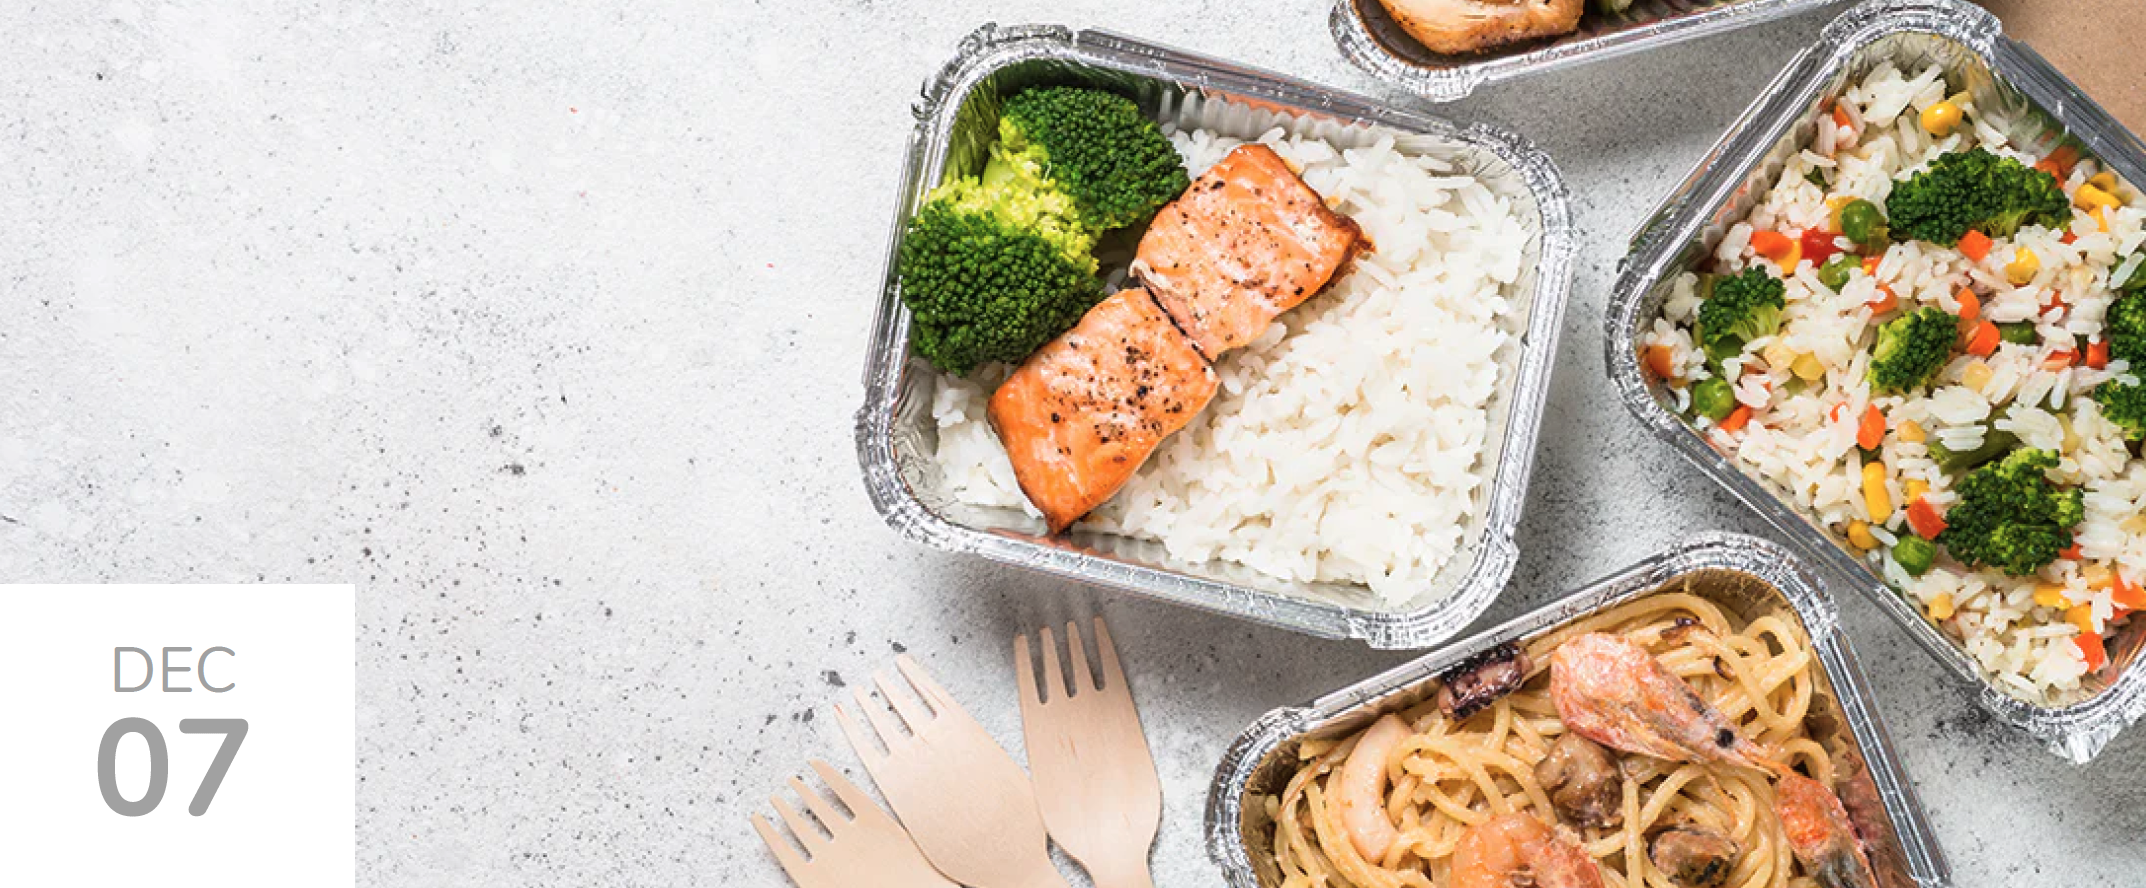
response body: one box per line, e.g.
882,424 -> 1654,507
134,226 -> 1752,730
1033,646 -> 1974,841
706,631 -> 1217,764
835,654 -> 1073,888
750,760 -> 954,888
1014,618 -> 1161,888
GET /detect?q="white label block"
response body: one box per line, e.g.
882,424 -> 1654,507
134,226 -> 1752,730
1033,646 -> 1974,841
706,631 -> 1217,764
1,585 -> 356,883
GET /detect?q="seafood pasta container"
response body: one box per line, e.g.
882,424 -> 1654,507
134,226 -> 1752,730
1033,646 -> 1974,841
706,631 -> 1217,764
1207,532 -> 1951,888
1334,0 -> 1846,102
1608,0 -> 2146,761
857,25 -> 1577,647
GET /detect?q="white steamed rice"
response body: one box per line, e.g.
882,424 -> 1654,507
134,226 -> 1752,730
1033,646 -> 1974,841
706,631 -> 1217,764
931,123 -> 1530,603
1645,63 -> 2146,703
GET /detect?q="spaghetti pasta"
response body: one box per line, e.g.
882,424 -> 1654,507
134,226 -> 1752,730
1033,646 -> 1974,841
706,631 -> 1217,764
1267,593 -> 1848,888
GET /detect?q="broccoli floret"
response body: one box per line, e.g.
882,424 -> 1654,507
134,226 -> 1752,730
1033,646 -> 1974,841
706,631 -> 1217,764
897,200 -> 1104,376
1936,449 -> 2086,577
1695,267 -> 1787,359
2109,289 -> 2146,367
1885,148 -> 2072,247
2096,379 -> 2146,441
1868,307 -> 1958,393
896,86 -> 1191,376
998,87 -> 1189,232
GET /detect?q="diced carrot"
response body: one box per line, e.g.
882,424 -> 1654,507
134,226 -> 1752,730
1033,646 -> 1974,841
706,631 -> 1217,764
2061,544 -> 2084,560
1964,320 -> 2000,356
1857,404 -> 1887,450
1717,405 -> 1754,434
2047,350 -> 2076,371
1907,497 -> 1947,540
1862,256 -> 1882,276
2086,340 -> 2111,369
1867,286 -> 1899,315
2077,631 -> 2108,672
1958,229 -> 1994,262
2114,571 -> 2146,612
1830,402 -> 1848,423
1956,288 -> 1981,321
2044,144 -> 2080,179
1751,230 -> 1796,260
1833,104 -> 1854,131
1646,344 -> 1678,380
2061,230 -> 2079,246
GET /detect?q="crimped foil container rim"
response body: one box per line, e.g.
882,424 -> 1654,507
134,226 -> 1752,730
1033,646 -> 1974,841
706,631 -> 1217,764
1607,0 -> 2146,761
1329,0 -> 1848,103
854,22 -> 1578,648
1204,532 -> 1952,887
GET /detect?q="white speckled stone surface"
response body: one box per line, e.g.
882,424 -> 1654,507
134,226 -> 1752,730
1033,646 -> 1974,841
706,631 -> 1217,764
4,1 -> 2143,884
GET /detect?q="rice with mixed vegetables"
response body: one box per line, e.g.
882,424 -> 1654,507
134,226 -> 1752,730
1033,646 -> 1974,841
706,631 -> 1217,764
1645,63 -> 2146,703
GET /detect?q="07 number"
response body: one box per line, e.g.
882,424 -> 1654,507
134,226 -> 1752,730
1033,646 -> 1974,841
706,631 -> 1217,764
96,718 -> 249,817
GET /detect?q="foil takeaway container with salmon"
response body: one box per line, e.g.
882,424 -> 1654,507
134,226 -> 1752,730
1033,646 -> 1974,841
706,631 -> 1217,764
856,24 -> 1577,648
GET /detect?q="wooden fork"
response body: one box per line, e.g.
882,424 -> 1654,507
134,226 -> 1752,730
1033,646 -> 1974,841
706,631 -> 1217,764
750,760 -> 955,888
1014,618 -> 1161,888
835,654 -> 1072,888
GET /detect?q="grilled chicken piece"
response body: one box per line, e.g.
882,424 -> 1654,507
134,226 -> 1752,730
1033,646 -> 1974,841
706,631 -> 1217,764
1132,144 -> 1361,359
1377,0 -> 1586,55
988,289 -> 1218,533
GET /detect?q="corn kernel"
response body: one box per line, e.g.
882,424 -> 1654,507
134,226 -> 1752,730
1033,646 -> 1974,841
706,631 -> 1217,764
1762,343 -> 1798,372
1920,100 -> 1963,136
2005,247 -> 2040,285
1898,420 -> 1926,444
1848,520 -> 1878,550
2075,183 -> 2122,209
1927,593 -> 1956,620
2124,514 -> 2146,535
1905,479 -> 1931,501
2084,563 -> 2114,588
2092,205 -> 2109,233
2035,584 -> 2071,608
2090,171 -> 2118,192
1792,353 -> 1825,381
1962,360 -> 1994,392
2066,604 -> 2096,635
1777,241 -> 1803,276
1862,462 -> 1891,520
1828,196 -> 1853,233
2059,414 -> 2080,453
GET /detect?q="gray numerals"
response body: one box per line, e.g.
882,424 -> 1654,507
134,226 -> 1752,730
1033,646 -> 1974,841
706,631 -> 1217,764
95,717 -> 250,817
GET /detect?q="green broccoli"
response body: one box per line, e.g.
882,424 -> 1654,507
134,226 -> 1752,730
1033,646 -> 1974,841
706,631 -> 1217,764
896,86 -> 1189,376
2108,288 -> 2146,367
2096,379 -> 2146,440
897,201 -> 1104,376
1936,448 -> 2086,577
1695,267 -> 1787,361
997,87 -> 1189,232
1885,148 -> 2072,247
1868,307 -> 1958,393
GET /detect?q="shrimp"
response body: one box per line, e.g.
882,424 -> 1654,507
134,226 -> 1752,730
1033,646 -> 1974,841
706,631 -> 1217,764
1333,713 -> 1410,862
1549,633 -> 1783,773
1451,813 -> 1607,888
1774,773 -> 1879,888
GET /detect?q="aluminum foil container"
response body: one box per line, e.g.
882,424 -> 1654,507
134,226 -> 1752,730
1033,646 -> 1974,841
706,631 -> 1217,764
1333,0 -> 1848,102
856,25 -> 1577,647
1608,0 -> 2146,762
1207,532 -> 1952,888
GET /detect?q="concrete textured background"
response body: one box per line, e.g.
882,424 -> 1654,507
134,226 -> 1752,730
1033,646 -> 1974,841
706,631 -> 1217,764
3,0 -> 2142,884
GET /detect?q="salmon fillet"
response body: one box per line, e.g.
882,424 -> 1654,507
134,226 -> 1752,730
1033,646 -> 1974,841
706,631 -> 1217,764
988,289 -> 1219,533
1133,143 -> 1362,359
1378,0 -> 1586,56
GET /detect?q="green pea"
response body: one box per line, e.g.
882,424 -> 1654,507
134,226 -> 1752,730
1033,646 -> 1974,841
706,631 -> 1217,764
1692,378 -> 1738,422
1818,254 -> 1858,290
1840,199 -> 1887,247
1893,536 -> 1937,577
1997,322 -> 2038,345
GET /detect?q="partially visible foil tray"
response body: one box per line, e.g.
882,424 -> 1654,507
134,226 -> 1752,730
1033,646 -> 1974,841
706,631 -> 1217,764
1206,532 -> 1951,888
1334,0 -> 1848,102
855,25 -> 1576,648
1608,0 -> 2146,761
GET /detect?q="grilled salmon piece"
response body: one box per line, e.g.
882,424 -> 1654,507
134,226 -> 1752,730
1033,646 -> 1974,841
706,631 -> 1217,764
1133,143 -> 1362,358
988,289 -> 1218,533
1377,0 -> 1586,56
